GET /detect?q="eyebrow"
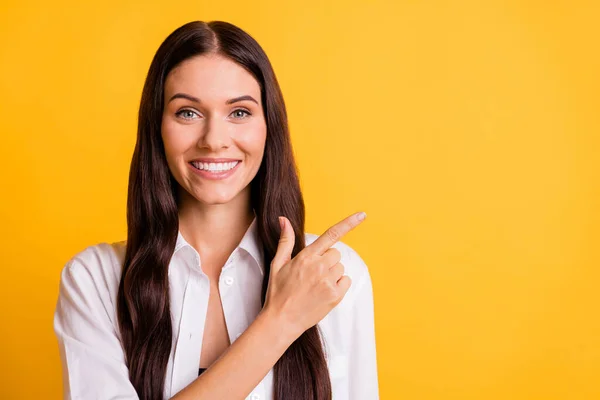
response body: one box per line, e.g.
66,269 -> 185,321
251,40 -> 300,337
168,93 -> 259,105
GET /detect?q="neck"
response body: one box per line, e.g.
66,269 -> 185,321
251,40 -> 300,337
177,186 -> 255,269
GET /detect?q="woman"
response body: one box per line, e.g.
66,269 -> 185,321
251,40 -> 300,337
53,20 -> 378,400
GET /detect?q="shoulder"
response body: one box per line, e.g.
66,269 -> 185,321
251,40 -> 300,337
63,240 -> 125,278
58,240 -> 127,307
304,232 -> 370,294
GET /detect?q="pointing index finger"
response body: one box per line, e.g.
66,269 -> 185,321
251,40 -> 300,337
306,212 -> 367,256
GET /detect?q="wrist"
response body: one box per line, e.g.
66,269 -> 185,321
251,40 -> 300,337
257,306 -> 303,346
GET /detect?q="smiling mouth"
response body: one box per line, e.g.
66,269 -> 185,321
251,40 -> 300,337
189,160 -> 240,172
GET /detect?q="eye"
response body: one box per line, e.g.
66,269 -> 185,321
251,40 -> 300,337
174,108 -> 252,121
175,109 -> 199,120
231,108 -> 252,119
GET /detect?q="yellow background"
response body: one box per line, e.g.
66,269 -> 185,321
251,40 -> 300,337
1,0 -> 599,398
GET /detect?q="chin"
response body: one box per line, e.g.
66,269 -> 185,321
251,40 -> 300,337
192,190 -> 238,205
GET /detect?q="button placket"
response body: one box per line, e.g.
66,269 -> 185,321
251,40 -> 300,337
171,267 -> 208,395
221,251 -> 238,288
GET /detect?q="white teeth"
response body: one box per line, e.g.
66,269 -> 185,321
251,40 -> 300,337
191,161 -> 239,172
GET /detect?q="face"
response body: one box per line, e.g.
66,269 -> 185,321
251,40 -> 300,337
161,54 -> 267,207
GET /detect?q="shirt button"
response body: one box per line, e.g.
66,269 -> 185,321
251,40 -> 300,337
224,276 -> 234,285
251,394 -> 260,400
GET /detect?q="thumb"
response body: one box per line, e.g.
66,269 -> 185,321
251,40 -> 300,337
271,216 -> 295,274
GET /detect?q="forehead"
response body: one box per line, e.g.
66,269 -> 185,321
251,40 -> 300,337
164,54 -> 261,102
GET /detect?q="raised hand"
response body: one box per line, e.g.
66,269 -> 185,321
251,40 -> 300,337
263,212 -> 367,337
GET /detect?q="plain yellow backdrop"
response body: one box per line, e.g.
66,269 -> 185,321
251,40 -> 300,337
1,0 -> 599,399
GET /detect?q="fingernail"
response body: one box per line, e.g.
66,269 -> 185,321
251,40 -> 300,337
279,217 -> 285,229
357,212 -> 367,221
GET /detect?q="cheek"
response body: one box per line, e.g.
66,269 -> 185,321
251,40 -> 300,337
236,126 -> 267,159
161,121 -> 192,160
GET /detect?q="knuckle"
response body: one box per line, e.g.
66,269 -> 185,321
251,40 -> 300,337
325,227 -> 341,242
321,257 -> 333,273
308,262 -> 324,281
344,276 -> 352,289
330,248 -> 342,261
297,252 -> 311,266
323,279 -> 338,299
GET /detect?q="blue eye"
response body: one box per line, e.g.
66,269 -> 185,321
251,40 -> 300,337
175,108 -> 252,120
175,109 -> 199,120
231,109 -> 252,119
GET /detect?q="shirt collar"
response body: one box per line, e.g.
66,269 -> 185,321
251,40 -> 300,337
174,213 -> 265,276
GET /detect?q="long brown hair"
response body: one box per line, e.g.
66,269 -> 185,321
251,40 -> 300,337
116,20 -> 332,399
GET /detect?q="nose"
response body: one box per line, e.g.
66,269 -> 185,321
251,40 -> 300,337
197,116 -> 232,151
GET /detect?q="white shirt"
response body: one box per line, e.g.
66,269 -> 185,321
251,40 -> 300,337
53,216 -> 379,399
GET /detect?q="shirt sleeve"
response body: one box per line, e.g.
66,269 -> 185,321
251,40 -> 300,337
53,255 -> 139,400
347,250 -> 380,399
